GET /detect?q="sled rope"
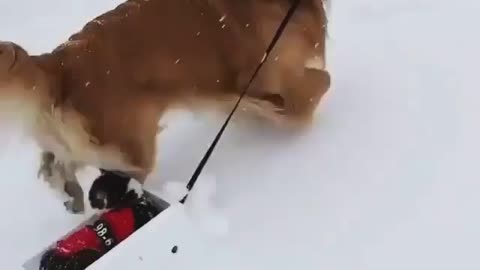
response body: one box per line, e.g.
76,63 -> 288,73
180,0 -> 301,204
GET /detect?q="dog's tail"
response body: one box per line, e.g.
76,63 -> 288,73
310,0 -> 331,34
323,0 -> 331,17
310,0 -> 331,16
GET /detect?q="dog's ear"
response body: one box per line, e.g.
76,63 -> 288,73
0,41 -> 39,88
0,40 -> 55,111
89,171 -> 144,210
0,42 -> 16,77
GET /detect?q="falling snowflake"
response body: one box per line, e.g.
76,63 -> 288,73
221,24 -> 226,29
260,52 -> 267,63
175,59 -> 181,64
106,70 -> 111,75
219,15 -> 226,22
196,31 -> 201,36
245,23 -> 250,27
85,81 -> 91,87
314,42 -> 319,48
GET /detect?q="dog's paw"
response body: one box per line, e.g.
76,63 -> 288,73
63,199 -> 85,214
63,181 -> 85,214
88,170 -> 144,211
37,152 -> 56,177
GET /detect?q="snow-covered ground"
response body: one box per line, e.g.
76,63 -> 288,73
1,0 -> 480,269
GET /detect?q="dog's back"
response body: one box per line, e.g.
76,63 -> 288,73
48,0 -> 329,116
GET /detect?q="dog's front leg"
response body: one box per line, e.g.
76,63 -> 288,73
60,161 -> 84,214
37,152 -> 85,213
37,151 -> 64,190
37,151 -> 55,181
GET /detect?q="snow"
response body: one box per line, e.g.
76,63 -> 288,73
1,0 -> 480,269
173,175 -> 230,237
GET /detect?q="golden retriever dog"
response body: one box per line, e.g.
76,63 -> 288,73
0,0 -> 330,213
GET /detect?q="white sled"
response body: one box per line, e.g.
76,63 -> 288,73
87,201 -> 244,270
22,189 -> 248,270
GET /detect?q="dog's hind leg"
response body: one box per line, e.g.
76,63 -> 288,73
236,52 -> 330,130
229,15 -> 329,129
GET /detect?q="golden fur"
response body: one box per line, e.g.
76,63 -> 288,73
0,0 -> 330,213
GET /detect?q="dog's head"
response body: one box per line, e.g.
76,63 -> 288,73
0,41 -> 39,96
0,41 -> 51,123
88,169 -> 144,211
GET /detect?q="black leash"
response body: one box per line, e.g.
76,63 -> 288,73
180,0 -> 301,204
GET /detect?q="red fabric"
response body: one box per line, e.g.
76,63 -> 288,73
55,228 -> 102,256
55,207 -> 135,257
101,208 -> 136,242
